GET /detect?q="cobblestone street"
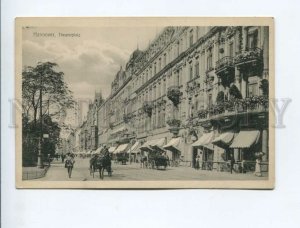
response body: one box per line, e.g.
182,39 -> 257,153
36,158 -> 268,181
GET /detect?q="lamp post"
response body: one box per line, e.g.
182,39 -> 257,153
37,73 -> 43,168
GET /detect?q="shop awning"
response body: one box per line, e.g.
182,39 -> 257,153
108,146 -> 116,153
192,132 -> 214,147
163,137 -> 181,152
150,138 -> 166,152
140,140 -> 154,152
140,138 -> 166,152
95,146 -> 103,154
114,144 -> 129,153
212,132 -> 235,148
129,142 -> 140,153
230,130 -> 260,148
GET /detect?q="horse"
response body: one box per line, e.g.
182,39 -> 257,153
90,155 -> 112,179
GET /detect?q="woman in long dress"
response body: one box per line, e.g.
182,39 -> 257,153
255,158 -> 262,177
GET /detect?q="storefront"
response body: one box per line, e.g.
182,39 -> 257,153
192,131 -> 215,170
163,137 -> 182,163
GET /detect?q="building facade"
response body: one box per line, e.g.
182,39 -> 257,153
80,26 -> 269,172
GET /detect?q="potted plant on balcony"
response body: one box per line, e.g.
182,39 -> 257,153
167,86 -> 181,106
167,119 -> 181,135
123,114 -> 130,123
142,102 -> 153,117
197,109 -> 208,119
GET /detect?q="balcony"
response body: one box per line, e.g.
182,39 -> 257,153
234,47 -> 263,65
186,76 -> 200,94
142,101 -> 153,117
216,56 -> 234,72
167,86 -> 181,106
196,96 -> 269,127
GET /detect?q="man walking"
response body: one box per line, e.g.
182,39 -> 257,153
65,153 -> 75,178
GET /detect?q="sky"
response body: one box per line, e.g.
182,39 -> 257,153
22,26 -> 163,101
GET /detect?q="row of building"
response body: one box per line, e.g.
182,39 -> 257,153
68,26 -> 269,172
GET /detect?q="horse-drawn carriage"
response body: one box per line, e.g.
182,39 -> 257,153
148,151 -> 168,170
116,152 -> 129,165
89,154 -> 112,179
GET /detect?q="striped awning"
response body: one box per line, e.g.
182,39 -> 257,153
163,137 -> 181,152
212,132 -> 235,148
192,132 -> 214,147
95,146 -> 103,154
114,144 -> 129,153
140,138 -> 166,152
230,130 -> 260,148
129,142 -> 140,153
108,146 -> 116,153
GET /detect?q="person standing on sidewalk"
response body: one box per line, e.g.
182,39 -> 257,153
230,153 -> 235,174
195,155 -> 200,170
65,153 -> 75,178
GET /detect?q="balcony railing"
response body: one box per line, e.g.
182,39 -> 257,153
215,56 -> 234,73
234,47 -> 263,66
186,76 -> 200,94
196,96 -> 269,121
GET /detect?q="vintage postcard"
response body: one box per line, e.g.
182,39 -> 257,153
15,17 -> 275,189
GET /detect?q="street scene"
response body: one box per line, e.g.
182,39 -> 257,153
21,23 -> 270,183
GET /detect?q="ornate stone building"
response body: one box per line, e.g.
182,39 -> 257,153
81,26 -> 270,172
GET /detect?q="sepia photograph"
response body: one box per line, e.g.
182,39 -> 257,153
15,17 -> 274,188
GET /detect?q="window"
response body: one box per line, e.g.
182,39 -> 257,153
248,83 -> 258,97
163,53 -> 167,67
229,42 -> 234,57
207,48 -> 213,70
208,94 -> 212,108
154,63 -> 157,75
177,42 -> 180,57
189,31 -> 194,47
159,58 -> 161,71
163,79 -> 166,95
176,72 -> 180,87
195,62 -> 199,77
189,66 -> 193,80
247,29 -> 258,49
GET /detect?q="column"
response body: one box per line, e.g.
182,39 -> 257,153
235,67 -> 241,91
241,75 -> 247,98
242,27 -> 247,50
262,129 -> 268,162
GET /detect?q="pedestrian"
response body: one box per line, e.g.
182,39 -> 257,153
65,153 -> 75,178
195,155 -> 200,170
255,158 -> 262,177
230,153 -> 235,174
